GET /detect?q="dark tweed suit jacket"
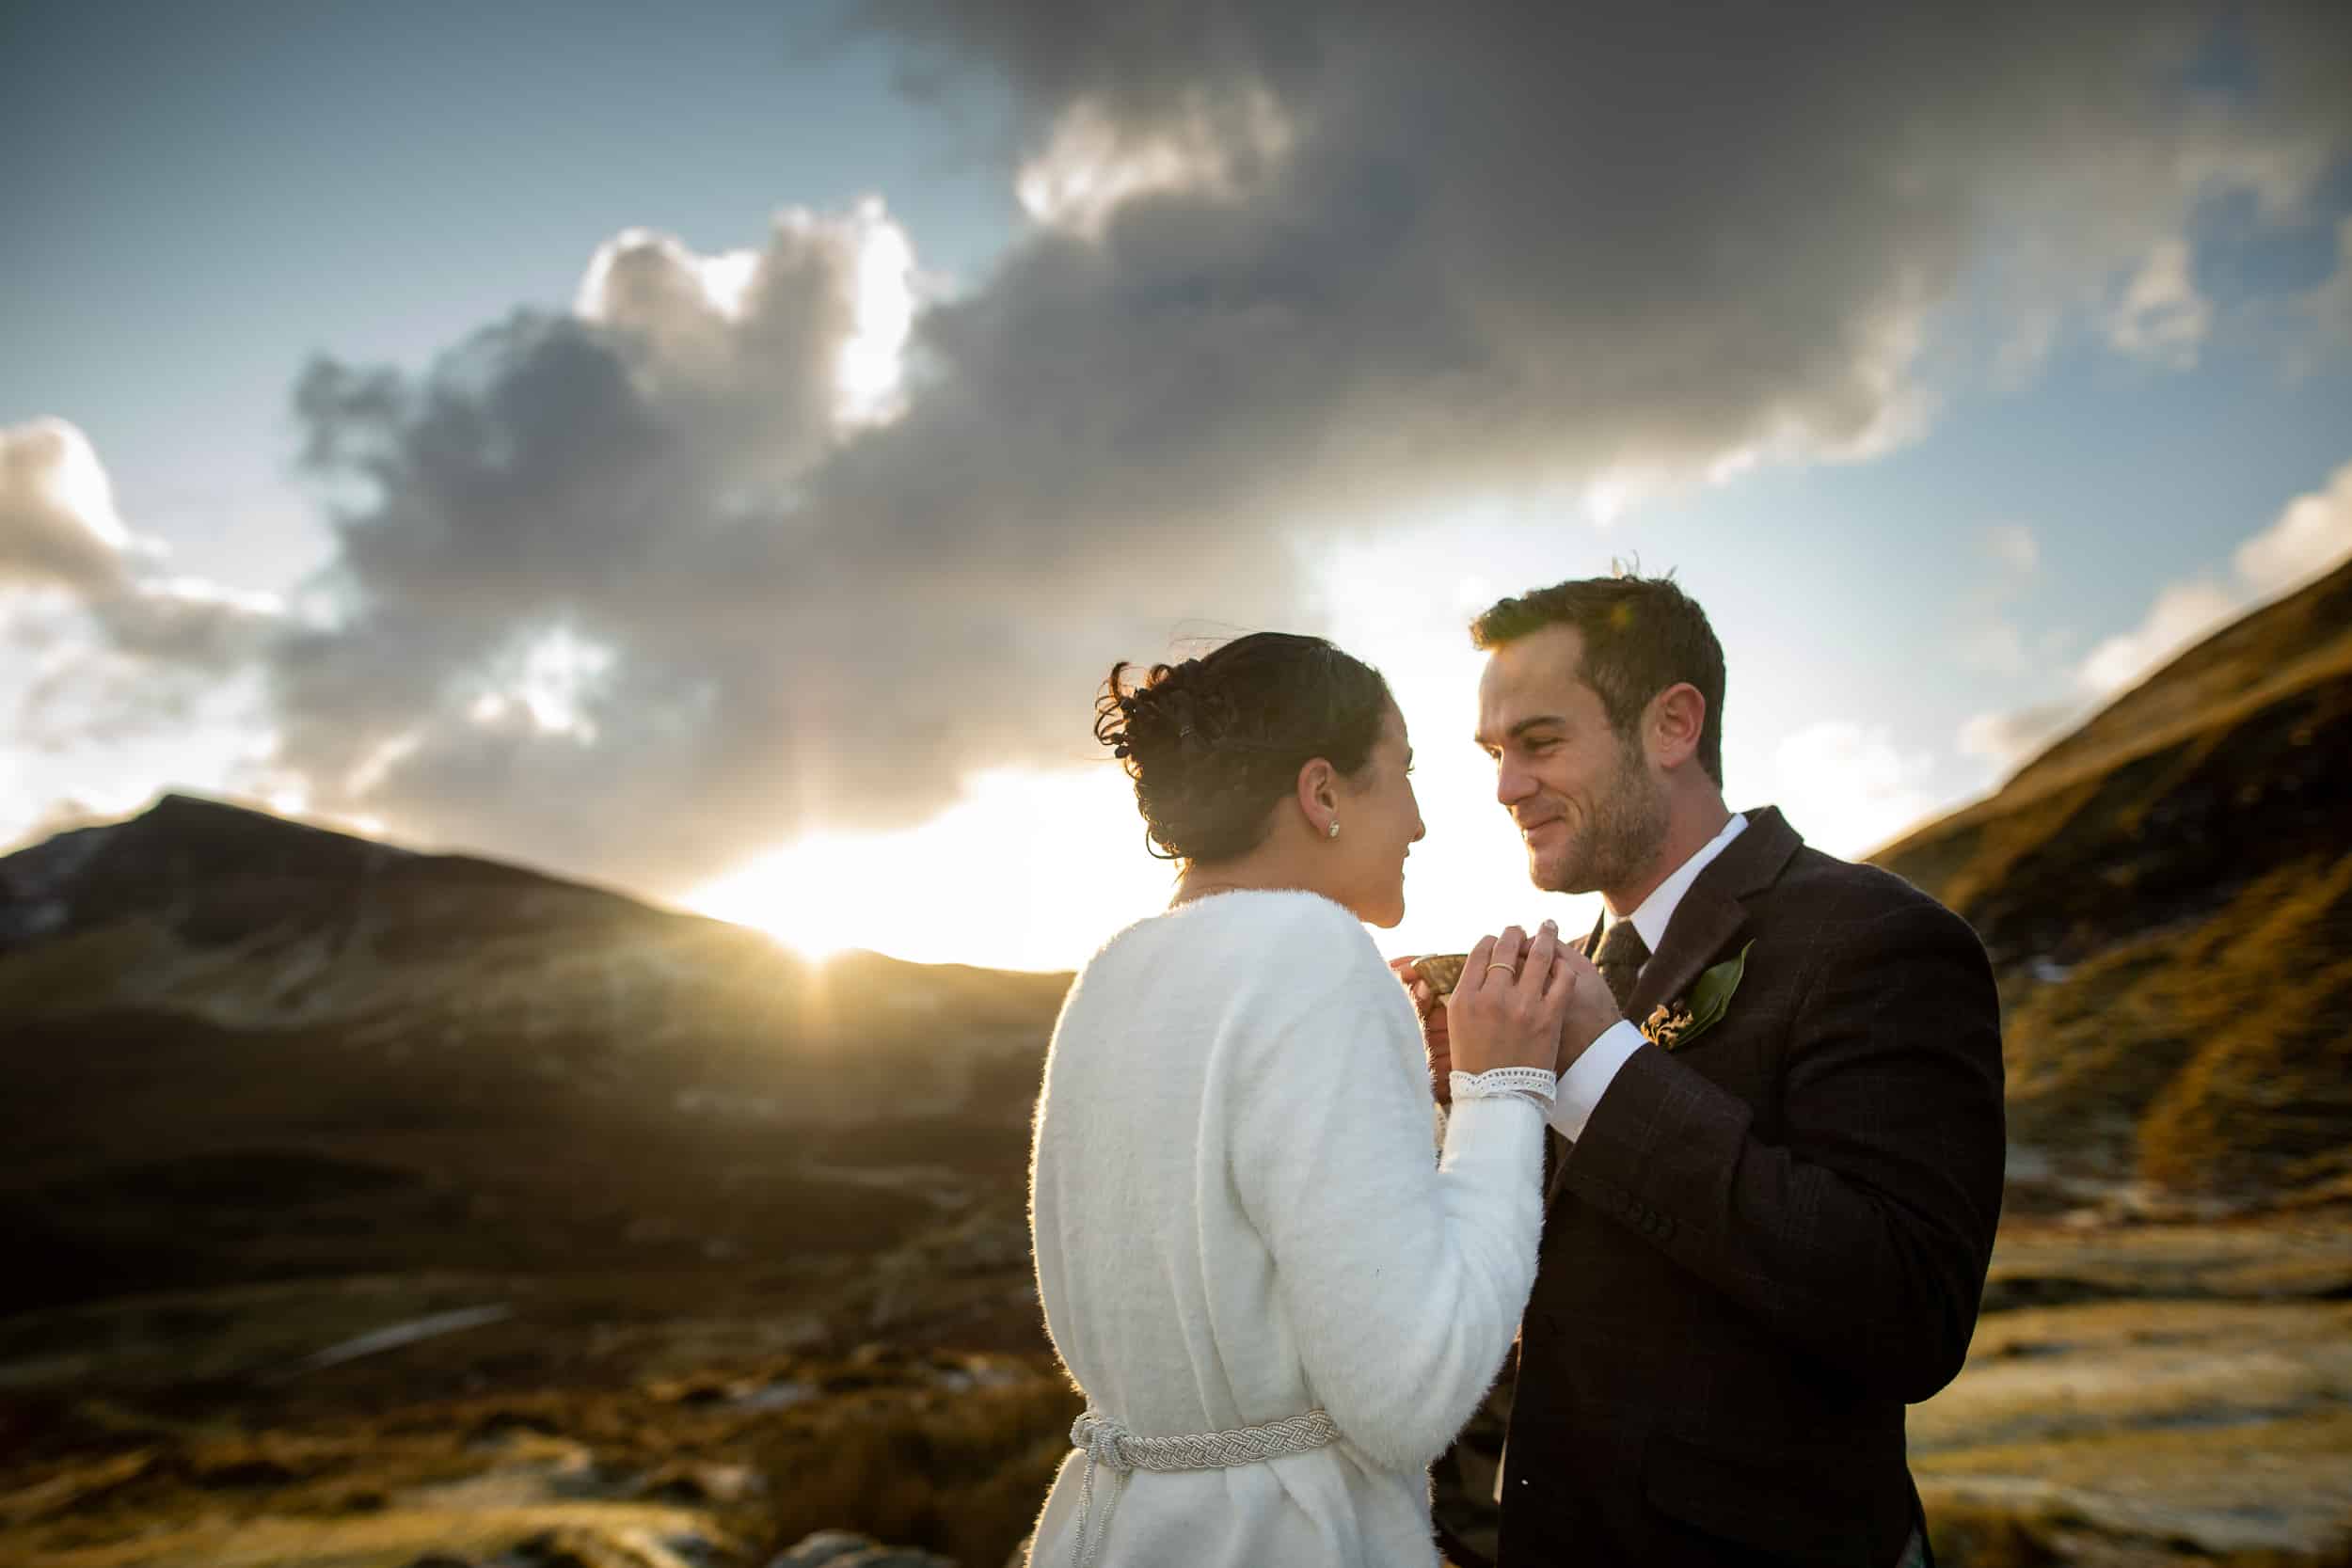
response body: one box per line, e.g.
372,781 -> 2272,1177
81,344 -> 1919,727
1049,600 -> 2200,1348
1494,806 -> 2005,1567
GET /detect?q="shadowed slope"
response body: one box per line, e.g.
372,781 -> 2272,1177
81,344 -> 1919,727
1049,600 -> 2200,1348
1873,559 -> 2352,1204
0,795 -> 1071,1314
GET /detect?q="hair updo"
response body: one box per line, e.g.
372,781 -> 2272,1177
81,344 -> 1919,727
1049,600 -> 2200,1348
1094,631 -> 1392,863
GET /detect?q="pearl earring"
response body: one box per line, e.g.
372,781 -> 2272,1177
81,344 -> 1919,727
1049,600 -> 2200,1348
1327,820 -> 1341,839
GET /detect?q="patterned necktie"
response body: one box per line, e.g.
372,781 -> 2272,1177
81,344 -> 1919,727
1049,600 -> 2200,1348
1593,919 -> 1651,1017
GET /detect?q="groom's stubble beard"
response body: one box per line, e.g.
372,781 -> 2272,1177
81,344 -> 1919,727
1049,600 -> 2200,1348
1530,734 -> 1668,897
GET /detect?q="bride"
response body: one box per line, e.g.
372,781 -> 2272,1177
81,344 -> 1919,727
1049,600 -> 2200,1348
1026,631 -> 1609,1566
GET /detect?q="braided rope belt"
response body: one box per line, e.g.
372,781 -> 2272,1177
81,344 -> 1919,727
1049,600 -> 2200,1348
1066,1406 -> 1341,1567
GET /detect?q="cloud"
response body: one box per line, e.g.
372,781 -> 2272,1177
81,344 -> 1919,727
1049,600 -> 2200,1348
2077,578 -> 2244,696
1,419 -> 278,764
247,200 -> 1327,892
870,3 -> 2349,395
2074,458 -> 2352,699
1958,621 -> 2032,677
572,201 -> 916,442
2,418 -> 279,660
2234,456 -> 2352,595
41,3 -> 2352,895
1956,523 -> 2042,673
1984,524 -> 2042,578
1014,84 -> 1295,239
1961,455 -> 2352,769
1958,701 -> 2084,770
2106,237 -> 2214,367
0,419 -> 142,594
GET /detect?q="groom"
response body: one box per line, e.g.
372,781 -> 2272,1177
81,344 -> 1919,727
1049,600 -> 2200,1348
1413,574 -> 2004,1567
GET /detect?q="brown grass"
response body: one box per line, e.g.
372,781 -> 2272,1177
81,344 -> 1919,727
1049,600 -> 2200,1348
0,1304 -> 1081,1568
746,1372 -> 1079,1567
1978,852 -> 2352,1197
1921,1494 -> 2073,1568
2133,855 -> 2352,1192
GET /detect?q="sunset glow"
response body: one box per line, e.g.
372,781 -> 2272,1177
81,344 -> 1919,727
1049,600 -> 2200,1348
4,4 -> 2348,974
685,768 -> 1178,970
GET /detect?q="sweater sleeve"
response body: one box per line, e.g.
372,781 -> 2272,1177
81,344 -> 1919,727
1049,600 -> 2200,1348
1230,970 -> 1548,1474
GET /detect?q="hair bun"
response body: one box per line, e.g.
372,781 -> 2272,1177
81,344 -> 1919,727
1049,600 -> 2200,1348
1102,660 -> 1237,767
1092,634 -> 1391,864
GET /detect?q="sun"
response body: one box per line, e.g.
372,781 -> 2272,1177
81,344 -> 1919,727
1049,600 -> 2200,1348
682,770 -> 1173,971
688,831 -> 896,963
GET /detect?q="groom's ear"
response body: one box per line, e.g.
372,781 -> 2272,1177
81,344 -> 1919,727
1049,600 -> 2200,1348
1647,682 -> 1708,770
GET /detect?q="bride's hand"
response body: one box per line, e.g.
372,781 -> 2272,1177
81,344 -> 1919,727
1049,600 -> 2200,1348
1445,922 -> 1575,1076
1388,954 -> 1454,1104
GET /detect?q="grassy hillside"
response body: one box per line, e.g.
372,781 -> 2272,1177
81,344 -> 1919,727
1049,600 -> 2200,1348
1874,559 -> 2352,1206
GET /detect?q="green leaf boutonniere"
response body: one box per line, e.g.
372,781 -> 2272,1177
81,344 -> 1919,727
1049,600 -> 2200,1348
1641,941 -> 1755,1052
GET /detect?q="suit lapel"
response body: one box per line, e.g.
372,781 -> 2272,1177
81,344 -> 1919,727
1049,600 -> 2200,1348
1581,805 -> 1805,1032
1623,889 -> 1745,1026
1623,806 -> 1802,1024
1545,808 -> 1804,1208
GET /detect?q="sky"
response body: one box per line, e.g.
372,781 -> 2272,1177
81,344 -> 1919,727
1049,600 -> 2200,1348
4,1 -> 2351,971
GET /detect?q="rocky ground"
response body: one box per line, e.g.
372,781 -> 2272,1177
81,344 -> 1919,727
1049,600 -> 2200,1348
1,1302 -> 1073,1567
1913,1214 -> 2352,1565
5,1208 -> 2349,1568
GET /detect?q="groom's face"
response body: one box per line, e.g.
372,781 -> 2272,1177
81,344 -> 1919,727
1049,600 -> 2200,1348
1474,624 -> 1665,896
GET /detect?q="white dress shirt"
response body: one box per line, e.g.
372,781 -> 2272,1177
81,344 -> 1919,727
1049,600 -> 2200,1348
1547,812 -> 1749,1143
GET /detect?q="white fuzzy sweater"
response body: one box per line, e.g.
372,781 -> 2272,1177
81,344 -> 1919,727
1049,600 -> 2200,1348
1025,890 -> 1548,1567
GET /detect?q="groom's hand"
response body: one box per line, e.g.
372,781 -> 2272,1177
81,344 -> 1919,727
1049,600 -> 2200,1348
1552,942 -> 1621,1070
1388,955 -> 1454,1104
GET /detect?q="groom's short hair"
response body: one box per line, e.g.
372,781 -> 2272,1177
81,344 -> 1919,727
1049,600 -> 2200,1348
1470,572 -> 1726,786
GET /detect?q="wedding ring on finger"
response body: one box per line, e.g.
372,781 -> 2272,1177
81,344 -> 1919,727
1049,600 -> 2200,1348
1485,962 -> 1518,978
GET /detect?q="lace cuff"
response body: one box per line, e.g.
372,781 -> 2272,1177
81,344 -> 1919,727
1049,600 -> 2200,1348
1448,1067 -> 1558,1109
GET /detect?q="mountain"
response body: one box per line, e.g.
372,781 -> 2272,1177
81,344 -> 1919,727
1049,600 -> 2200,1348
0,794 -> 1072,1315
1873,557 -> 2352,1208
8,554 -> 2346,1321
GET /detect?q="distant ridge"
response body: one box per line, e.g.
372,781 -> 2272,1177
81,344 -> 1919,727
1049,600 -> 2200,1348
1874,558 -> 2352,1206
0,792 -> 614,955
0,794 -> 1071,1313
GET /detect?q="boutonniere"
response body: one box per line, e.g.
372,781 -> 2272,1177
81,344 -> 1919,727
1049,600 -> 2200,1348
1641,941 -> 1754,1052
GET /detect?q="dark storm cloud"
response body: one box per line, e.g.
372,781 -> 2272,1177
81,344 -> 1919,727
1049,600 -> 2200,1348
864,1 -> 2351,463
255,208 -> 1293,889
135,2 -> 2352,889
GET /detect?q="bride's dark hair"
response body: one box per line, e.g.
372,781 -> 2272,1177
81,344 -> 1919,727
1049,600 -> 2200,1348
1095,632 -> 1391,863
